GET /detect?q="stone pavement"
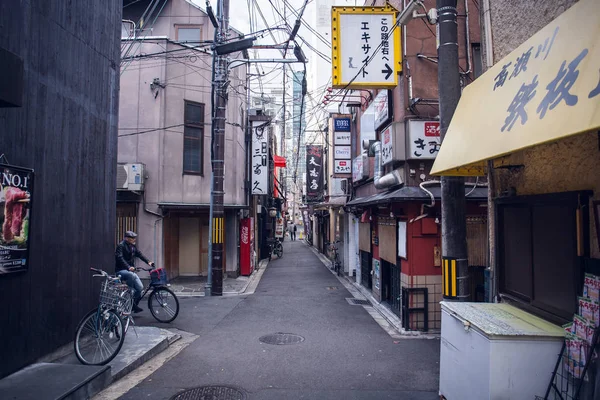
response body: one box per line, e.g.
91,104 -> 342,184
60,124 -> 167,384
166,259 -> 269,296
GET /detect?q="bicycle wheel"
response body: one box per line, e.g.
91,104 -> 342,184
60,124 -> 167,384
274,243 -> 283,258
74,308 -> 125,365
117,288 -> 134,333
148,287 -> 180,323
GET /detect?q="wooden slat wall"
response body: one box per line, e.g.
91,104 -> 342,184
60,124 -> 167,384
116,203 -> 138,246
467,216 -> 488,267
359,222 -> 371,252
378,222 -> 397,264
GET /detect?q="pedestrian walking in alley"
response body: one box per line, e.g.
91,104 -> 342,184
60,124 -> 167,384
115,231 -> 155,313
293,224 -> 297,240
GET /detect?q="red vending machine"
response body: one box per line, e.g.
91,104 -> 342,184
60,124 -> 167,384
240,217 -> 255,276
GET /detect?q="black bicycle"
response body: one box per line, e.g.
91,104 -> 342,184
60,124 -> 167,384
74,266 -> 180,365
268,237 -> 283,260
329,240 -> 342,277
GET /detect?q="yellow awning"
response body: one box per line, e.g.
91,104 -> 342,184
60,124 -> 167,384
431,0 -> 600,176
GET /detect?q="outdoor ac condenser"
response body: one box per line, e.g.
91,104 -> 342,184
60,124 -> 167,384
116,163 -> 145,191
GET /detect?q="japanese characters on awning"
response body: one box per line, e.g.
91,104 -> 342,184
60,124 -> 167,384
431,0 -> 600,176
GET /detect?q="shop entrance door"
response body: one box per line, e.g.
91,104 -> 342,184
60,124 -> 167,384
360,251 -> 372,289
390,261 -> 401,317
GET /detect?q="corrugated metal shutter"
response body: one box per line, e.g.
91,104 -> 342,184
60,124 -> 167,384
378,221 -> 397,264
359,222 -> 371,252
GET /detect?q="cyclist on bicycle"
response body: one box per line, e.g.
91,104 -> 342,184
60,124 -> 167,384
115,231 -> 155,313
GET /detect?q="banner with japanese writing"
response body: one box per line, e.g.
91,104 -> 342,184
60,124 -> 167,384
251,121 -> 269,195
0,164 -> 34,275
305,145 -> 323,203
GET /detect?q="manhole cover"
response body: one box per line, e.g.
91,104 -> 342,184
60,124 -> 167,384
170,385 -> 246,400
346,298 -> 371,306
259,333 -> 305,345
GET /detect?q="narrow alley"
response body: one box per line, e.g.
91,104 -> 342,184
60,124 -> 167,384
112,240 -> 440,400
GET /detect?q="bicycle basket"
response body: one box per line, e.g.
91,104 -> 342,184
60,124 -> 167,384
150,267 -> 168,285
99,280 -> 129,308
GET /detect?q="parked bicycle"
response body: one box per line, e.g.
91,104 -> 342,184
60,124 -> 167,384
328,240 -> 342,277
268,237 -> 283,260
73,266 -> 180,366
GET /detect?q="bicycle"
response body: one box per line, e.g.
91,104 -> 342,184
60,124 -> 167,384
329,240 -> 342,277
268,237 -> 283,261
73,268 -> 129,365
74,266 -> 180,365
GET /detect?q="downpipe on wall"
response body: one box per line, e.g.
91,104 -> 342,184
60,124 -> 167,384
372,141 -> 403,190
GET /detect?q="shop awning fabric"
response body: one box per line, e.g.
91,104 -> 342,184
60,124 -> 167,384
273,155 -> 286,168
431,0 -> 600,177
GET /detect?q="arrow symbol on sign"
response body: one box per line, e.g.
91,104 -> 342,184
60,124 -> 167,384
382,63 -> 393,80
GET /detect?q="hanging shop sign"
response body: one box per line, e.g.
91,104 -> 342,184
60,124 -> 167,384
352,154 -> 369,182
334,131 -> 351,145
431,0 -> 600,176
334,117 -> 351,132
305,145 -> 324,203
331,6 -> 402,89
0,164 -> 34,276
334,159 -> 351,174
251,121 -> 269,194
407,120 -> 441,160
373,90 -> 392,130
334,146 -> 352,159
275,217 -> 284,238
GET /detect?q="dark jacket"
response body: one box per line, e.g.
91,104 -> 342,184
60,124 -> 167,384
115,240 -> 150,273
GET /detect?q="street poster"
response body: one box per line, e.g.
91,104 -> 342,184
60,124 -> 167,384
0,164 -> 34,275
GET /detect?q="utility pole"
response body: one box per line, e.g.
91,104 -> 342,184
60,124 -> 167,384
437,0 -> 469,301
207,0 -> 229,296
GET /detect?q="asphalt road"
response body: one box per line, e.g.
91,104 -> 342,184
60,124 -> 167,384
119,240 -> 440,400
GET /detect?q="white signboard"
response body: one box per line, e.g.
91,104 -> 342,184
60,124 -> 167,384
407,120 -> 441,160
334,131 -> 351,145
374,90 -> 390,130
334,159 -> 351,174
352,154 -> 369,182
251,121 -> 269,194
381,124 -> 394,165
398,221 -> 407,259
275,217 -> 284,238
332,9 -> 400,89
334,146 -> 351,159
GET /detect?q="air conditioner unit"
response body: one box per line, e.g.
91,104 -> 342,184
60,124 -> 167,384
117,163 -> 145,191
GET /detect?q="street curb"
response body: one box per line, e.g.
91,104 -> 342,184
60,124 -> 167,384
172,258 -> 269,297
306,243 -> 440,339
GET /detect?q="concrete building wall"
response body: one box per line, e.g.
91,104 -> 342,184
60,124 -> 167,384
484,0 -> 599,259
0,0 -> 121,378
118,0 -> 247,269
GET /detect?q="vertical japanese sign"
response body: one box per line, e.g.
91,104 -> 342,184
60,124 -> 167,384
251,121 -> 269,195
331,6 -> 402,89
305,145 -> 323,203
302,209 -> 312,238
0,164 -> 34,275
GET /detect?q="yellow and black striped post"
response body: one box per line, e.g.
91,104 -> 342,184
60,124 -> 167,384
441,257 -> 457,299
441,257 -> 469,300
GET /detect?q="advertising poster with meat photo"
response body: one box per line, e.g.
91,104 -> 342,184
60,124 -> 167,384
0,164 -> 34,275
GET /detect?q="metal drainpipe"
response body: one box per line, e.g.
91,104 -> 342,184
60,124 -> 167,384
462,0 -> 472,76
372,141 -> 403,190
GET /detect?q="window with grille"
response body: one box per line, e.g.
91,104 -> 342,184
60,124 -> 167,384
183,100 -> 204,175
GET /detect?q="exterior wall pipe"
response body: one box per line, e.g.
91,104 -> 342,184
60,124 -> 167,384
461,0 -> 472,76
372,141 -> 403,190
